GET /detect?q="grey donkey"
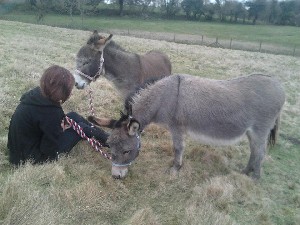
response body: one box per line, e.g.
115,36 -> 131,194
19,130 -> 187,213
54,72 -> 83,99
89,74 -> 285,179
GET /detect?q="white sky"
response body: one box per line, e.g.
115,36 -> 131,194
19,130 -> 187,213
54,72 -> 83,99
210,0 -> 287,2
210,0 -> 245,2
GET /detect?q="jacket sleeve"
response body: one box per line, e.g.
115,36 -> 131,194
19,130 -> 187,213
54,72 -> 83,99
39,108 -> 64,159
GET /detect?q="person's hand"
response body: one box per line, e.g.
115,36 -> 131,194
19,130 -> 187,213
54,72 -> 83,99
61,119 -> 71,131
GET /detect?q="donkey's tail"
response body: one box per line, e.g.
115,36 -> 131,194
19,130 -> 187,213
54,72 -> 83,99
268,115 -> 281,147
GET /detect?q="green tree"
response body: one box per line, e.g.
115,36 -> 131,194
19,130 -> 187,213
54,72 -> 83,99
202,2 -> 215,21
28,0 -> 54,21
267,0 -> 280,24
278,0 -> 300,26
215,0 -> 226,21
181,0 -> 204,20
161,0 -> 181,18
118,0 -> 124,15
245,0 -> 267,24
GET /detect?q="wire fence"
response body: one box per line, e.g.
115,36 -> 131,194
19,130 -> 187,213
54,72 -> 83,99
103,28 -> 299,57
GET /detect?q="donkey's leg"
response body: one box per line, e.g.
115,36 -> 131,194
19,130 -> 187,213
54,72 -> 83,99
242,131 -> 255,175
170,128 -> 185,171
243,130 -> 268,179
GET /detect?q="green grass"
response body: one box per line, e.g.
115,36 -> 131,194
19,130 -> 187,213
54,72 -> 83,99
260,144 -> 300,224
1,11 -> 300,48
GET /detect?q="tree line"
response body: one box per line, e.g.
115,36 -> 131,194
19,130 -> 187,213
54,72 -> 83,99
8,0 -> 300,26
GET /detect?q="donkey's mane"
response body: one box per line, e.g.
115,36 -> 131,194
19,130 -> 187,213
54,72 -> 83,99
114,111 -> 130,128
124,77 -> 161,114
107,40 -> 127,52
113,78 -> 160,129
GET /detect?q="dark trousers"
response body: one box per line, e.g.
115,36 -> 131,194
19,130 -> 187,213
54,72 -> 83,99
58,112 -> 109,154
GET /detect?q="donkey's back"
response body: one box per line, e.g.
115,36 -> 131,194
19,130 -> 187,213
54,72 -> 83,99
183,74 -> 284,145
140,50 -> 172,78
145,74 -> 285,145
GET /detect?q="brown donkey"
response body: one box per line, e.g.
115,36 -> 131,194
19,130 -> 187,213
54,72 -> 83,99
73,30 -> 172,98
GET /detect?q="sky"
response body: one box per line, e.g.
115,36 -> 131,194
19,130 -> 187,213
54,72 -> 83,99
210,0 -> 244,2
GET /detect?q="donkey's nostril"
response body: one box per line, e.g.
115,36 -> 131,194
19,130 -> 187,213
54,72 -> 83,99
75,82 -> 78,87
112,174 -> 121,179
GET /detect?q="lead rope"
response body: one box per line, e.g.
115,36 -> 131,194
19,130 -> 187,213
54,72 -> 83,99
87,88 -> 95,129
64,116 -> 111,160
88,88 -> 95,117
64,87 -> 111,160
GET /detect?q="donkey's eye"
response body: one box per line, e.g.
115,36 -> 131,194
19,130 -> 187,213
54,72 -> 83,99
83,61 -> 90,66
123,150 -> 130,155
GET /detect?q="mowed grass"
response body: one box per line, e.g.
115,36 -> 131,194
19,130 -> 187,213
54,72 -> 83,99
1,11 -> 300,48
0,20 -> 300,225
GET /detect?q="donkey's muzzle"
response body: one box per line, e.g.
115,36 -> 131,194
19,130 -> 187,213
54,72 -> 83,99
112,165 -> 128,179
75,82 -> 85,89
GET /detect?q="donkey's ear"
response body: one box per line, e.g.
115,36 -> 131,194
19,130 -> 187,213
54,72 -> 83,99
97,34 -> 113,46
87,32 -> 112,51
127,119 -> 140,136
87,31 -> 100,45
106,34 -> 113,42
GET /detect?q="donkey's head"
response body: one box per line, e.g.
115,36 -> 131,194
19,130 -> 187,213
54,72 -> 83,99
89,113 -> 141,179
74,30 -> 113,89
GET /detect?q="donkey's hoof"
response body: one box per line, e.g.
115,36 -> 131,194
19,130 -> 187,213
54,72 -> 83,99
241,169 -> 249,176
241,167 -> 253,176
251,172 -> 261,181
168,164 -> 182,176
87,116 -> 97,124
167,167 -> 179,180
242,168 -> 261,182
170,167 -> 179,176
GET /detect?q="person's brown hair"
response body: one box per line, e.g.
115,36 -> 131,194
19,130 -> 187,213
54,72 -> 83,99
40,65 -> 75,104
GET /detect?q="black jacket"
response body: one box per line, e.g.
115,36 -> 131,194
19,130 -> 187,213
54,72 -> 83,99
7,87 -> 65,165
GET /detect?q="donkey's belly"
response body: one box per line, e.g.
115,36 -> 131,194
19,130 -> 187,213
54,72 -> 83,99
187,127 -> 247,146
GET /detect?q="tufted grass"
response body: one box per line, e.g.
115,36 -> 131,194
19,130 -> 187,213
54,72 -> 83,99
0,20 -> 299,225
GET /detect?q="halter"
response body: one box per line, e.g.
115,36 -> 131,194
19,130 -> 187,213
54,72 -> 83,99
75,51 -> 104,82
111,134 -> 141,167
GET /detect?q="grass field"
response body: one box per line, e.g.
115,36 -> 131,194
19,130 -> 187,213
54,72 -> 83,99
0,20 -> 299,225
1,11 -> 300,50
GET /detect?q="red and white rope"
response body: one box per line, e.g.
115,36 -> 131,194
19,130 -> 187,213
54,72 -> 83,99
87,88 -> 95,117
65,116 -> 111,160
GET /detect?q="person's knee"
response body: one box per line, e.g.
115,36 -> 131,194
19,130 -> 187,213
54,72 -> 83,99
79,122 -> 90,131
66,112 -> 82,122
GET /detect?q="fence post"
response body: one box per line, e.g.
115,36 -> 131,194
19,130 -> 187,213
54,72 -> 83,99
259,41 -> 262,52
293,46 -> 296,57
201,35 -> 203,45
173,34 -> 176,42
230,38 -> 232,49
